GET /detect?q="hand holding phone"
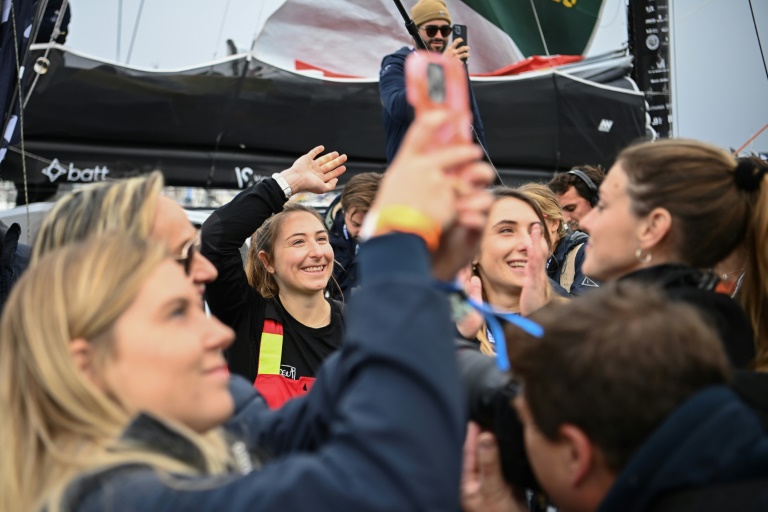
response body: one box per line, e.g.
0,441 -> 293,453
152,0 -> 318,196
452,24 -> 468,62
405,50 -> 472,147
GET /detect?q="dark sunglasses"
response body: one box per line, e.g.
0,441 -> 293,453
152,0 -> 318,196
421,25 -> 452,38
174,232 -> 201,276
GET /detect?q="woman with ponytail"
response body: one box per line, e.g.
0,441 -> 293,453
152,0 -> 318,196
579,139 -> 767,369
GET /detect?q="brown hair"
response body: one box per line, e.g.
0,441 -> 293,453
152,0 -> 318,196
617,140 -> 768,367
517,182 -> 567,242
618,139 -> 747,267
547,165 -> 605,199
245,203 -> 329,298
738,157 -> 768,370
340,172 -> 383,214
508,281 -> 731,472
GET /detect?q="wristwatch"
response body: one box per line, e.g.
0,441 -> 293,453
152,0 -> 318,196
271,173 -> 293,199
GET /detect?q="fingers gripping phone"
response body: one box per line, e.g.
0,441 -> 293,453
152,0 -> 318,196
405,50 -> 472,146
453,24 -> 468,62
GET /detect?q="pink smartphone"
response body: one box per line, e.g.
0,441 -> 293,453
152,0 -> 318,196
405,50 -> 472,146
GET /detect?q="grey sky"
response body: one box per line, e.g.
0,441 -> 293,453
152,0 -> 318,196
63,0 -> 768,152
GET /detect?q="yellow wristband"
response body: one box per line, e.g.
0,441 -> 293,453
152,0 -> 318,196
370,205 -> 442,252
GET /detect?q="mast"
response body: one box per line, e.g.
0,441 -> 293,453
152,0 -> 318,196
627,0 -> 672,138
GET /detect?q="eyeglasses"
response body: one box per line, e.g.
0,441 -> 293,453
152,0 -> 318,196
174,231 -> 201,277
421,25 -> 452,38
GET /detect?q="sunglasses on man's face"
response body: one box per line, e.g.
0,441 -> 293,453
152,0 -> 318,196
174,232 -> 201,277
421,25 -> 452,38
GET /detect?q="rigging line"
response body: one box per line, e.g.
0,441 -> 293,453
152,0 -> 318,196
733,123 -> 768,155
23,0 -> 70,109
528,0 -> 550,57
125,0 -> 146,65
25,0 -> 50,51
8,146 -> 53,165
748,0 -> 768,83
0,0 -> 49,229
211,0 -> 233,62
676,0 -> 717,23
671,0 -> 679,138
205,17 -> 264,191
117,0 -> 122,61
0,0 -> 49,143
9,2 -> 30,242
204,46 -> 253,192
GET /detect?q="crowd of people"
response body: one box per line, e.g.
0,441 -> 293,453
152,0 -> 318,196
1,0 -> 767,510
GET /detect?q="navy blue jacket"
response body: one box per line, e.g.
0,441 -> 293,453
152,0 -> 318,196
597,386 -> 768,512
66,234 -> 465,511
379,46 -> 486,163
546,230 -> 597,296
328,206 -> 358,302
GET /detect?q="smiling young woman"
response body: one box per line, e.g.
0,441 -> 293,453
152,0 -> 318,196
462,188 -> 562,354
201,146 -> 348,407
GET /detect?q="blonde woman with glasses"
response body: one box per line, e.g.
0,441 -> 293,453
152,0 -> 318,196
0,110 -> 495,512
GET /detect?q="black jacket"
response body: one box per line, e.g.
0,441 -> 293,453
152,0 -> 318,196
328,206 -> 358,302
597,386 -> 768,512
379,46 -> 486,163
0,220 -> 30,314
620,264 -> 755,368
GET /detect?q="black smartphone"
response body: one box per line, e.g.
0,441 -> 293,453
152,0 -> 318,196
453,24 -> 468,61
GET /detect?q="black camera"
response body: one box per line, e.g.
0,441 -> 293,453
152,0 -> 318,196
455,339 -> 541,492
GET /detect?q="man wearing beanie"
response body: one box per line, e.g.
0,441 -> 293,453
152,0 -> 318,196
379,0 -> 486,163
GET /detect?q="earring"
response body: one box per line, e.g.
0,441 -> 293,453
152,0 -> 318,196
471,263 -> 478,273
635,248 -> 652,264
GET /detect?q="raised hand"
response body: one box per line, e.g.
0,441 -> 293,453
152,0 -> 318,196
520,223 -> 550,316
282,146 -> 348,195
454,269 -> 484,340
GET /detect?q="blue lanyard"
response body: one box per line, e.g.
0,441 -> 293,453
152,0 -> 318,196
436,281 -> 544,372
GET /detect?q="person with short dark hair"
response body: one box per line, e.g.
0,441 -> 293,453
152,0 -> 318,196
379,0 -> 485,163
462,282 -> 768,512
325,172 -> 383,301
547,165 -> 605,232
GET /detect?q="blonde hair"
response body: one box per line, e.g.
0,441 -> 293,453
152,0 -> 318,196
517,182 -> 568,243
32,171 -> 164,262
0,235 -> 233,512
245,202 -> 329,297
